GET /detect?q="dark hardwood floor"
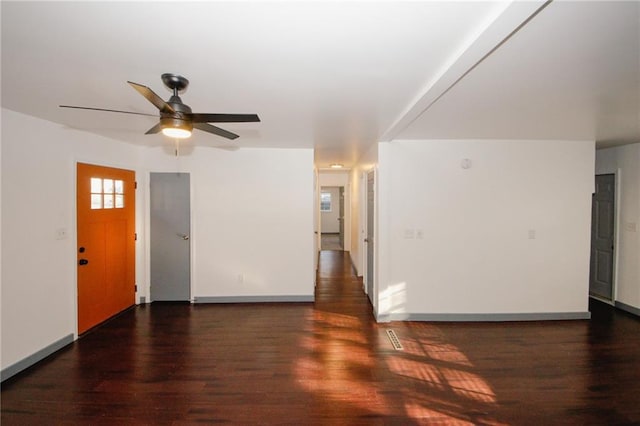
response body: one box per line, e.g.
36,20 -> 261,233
3,250 -> 640,424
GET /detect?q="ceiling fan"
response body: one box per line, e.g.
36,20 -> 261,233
60,73 -> 260,140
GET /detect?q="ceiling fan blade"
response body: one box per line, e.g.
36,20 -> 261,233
127,81 -> 175,114
193,123 -> 239,140
189,113 -> 260,123
59,105 -> 157,117
145,123 -> 162,134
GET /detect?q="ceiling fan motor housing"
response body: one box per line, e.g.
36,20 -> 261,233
161,96 -> 193,132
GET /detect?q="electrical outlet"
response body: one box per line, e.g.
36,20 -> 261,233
528,229 -> 536,240
238,274 -> 244,283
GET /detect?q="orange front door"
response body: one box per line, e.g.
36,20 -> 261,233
77,163 -> 135,334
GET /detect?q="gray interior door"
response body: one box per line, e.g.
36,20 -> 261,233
150,173 -> 191,301
589,174 -> 615,300
339,187 -> 345,250
366,172 -> 374,305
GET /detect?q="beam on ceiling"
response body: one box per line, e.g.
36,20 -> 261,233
380,0 -> 552,142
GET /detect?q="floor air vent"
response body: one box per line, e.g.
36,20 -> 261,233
386,329 -> 404,350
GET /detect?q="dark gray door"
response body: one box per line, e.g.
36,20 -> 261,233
589,174 -> 615,300
338,187 -> 345,250
366,172 -> 374,305
150,173 -> 191,301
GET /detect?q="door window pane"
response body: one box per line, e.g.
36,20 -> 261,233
91,194 -> 102,209
91,178 -> 102,193
115,194 -> 124,208
103,179 -> 114,194
104,194 -> 114,209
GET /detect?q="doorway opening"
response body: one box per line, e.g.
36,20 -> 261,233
320,186 -> 344,251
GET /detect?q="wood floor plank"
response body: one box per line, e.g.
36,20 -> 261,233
3,250 -> 640,424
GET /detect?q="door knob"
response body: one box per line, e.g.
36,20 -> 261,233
78,259 -> 89,265
178,233 -> 189,240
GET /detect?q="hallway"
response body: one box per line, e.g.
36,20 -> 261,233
2,251 -> 640,424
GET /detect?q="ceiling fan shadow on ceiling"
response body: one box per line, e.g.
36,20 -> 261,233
60,73 -> 260,141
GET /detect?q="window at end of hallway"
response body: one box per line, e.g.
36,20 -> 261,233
320,192 -> 332,212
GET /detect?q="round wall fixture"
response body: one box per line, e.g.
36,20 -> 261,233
460,158 -> 472,169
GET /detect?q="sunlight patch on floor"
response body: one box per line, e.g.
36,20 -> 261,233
423,343 -> 474,367
386,357 -> 447,387
296,306 -> 503,421
440,367 -> 497,403
308,310 -> 363,329
403,402 -> 476,425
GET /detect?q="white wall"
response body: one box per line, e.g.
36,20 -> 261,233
320,187 -> 341,233
319,171 -> 350,187
595,143 -> 640,309
143,146 -> 314,299
376,139 -> 594,319
1,108 -> 145,370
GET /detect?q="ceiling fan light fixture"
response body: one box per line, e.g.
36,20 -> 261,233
162,127 -> 192,139
160,117 -> 193,139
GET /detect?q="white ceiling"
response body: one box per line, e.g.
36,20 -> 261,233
2,1 -> 639,167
